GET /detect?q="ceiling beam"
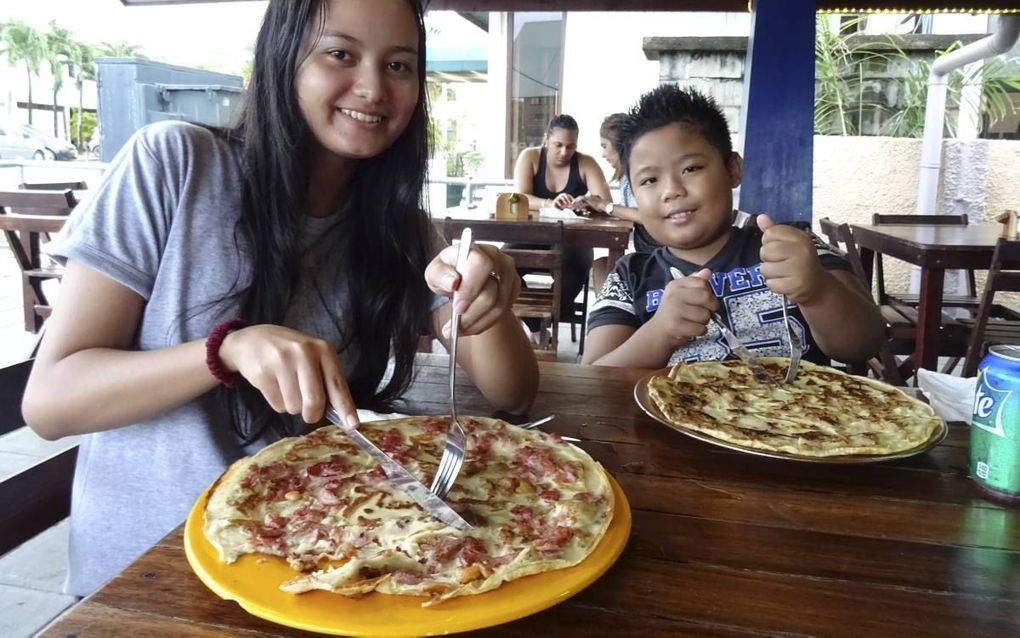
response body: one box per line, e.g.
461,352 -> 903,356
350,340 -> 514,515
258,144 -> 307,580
120,0 -> 1020,10
426,0 -> 1019,10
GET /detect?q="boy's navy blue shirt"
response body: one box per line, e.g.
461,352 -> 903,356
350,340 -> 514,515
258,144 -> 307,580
588,221 -> 853,366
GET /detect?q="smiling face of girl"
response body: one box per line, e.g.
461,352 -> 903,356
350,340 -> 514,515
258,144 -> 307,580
295,0 -> 421,169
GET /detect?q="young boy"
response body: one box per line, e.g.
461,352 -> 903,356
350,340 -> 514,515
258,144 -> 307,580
582,85 -> 884,368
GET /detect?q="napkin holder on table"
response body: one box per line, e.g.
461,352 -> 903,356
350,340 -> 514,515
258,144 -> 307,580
493,192 -> 530,220
996,209 -> 1019,239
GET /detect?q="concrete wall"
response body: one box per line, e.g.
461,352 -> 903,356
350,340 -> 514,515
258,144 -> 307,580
559,12 -> 750,180
814,135 -> 1020,293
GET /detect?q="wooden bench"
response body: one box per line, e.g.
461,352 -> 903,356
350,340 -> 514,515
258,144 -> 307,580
0,359 -> 77,556
0,189 -> 76,332
19,181 -> 88,192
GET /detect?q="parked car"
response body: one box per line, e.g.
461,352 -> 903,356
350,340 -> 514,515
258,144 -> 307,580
0,122 -> 46,160
19,124 -> 78,161
87,128 -> 100,157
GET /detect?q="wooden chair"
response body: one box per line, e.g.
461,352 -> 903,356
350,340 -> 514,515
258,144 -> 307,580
19,180 -> 88,191
440,217 -> 565,360
962,239 -> 1020,377
568,270 -> 590,356
817,217 -> 974,384
0,359 -> 78,556
503,245 -> 563,360
0,189 -> 76,332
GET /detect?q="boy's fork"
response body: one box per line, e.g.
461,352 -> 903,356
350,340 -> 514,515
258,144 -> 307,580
431,228 -> 472,499
780,297 -> 802,384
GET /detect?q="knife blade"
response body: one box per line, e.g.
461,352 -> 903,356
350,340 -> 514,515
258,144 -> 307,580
669,266 -> 776,384
324,408 -> 473,530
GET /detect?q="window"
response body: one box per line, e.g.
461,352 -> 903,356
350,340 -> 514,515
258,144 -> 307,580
507,12 -> 564,175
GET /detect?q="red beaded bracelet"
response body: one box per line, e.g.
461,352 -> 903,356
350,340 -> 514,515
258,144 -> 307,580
205,319 -> 249,387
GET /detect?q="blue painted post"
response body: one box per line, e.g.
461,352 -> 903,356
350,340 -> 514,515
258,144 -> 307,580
738,0 -> 816,224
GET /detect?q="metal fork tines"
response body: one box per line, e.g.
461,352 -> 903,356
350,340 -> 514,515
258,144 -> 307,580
431,228 -> 472,499
780,295 -> 802,384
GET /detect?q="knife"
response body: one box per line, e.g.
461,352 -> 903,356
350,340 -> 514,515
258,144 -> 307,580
669,266 -> 776,384
324,407 -> 473,530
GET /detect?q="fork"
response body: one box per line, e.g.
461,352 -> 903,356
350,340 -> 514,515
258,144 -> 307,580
780,295 -> 802,384
430,228 -> 472,499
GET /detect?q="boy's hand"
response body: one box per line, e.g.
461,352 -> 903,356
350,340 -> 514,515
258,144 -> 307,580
757,214 -> 827,305
649,268 -> 719,347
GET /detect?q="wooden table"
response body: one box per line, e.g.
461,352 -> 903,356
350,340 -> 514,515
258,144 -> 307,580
436,207 -> 634,271
853,223 -> 1004,373
41,356 -> 1020,637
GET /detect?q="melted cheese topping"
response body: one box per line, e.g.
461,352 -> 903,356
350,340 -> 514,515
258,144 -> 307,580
203,416 -> 613,605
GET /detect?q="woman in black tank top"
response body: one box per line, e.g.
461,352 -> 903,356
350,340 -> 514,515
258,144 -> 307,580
511,115 -> 611,340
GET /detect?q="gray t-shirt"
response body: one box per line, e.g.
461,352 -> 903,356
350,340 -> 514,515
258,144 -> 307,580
50,120 -> 444,596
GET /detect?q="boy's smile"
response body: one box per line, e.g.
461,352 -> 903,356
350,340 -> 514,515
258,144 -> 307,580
629,122 -> 742,264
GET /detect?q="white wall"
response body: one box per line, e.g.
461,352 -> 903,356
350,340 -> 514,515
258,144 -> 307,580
560,12 -> 750,177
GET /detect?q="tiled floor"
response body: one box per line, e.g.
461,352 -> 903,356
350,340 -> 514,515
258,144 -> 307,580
0,426 -> 79,638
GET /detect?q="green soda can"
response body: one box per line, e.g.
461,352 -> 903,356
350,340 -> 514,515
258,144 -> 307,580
970,344 -> 1020,505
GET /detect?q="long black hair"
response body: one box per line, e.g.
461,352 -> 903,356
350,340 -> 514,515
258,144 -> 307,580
221,0 -> 432,442
544,113 -> 578,143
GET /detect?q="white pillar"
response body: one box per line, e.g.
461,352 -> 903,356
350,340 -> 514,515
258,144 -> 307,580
483,12 -> 510,178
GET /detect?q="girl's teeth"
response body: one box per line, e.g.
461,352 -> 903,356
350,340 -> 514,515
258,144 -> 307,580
342,109 -> 382,123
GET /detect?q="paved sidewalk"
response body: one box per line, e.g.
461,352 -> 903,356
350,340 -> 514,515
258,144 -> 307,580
0,423 -> 78,638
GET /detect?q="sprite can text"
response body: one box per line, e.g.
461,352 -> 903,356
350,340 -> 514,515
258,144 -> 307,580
971,345 -> 1020,503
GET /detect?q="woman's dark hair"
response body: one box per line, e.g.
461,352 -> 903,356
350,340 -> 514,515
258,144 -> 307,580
619,85 -> 733,183
545,114 -> 579,140
220,0 -> 432,442
599,113 -> 628,181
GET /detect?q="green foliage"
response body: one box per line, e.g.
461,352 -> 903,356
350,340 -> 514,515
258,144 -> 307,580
446,144 -> 483,177
69,108 -> 97,152
814,17 -> 1020,138
0,19 -> 144,144
0,20 -> 47,124
95,41 -> 145,58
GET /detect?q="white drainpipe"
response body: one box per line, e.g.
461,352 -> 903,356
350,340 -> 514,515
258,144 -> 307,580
916,14 -> 1020,215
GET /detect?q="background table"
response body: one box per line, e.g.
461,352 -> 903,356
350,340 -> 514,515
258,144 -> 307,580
852,223 -> 1004,373
437,207 -> 633,271
41,356 -> 1020,637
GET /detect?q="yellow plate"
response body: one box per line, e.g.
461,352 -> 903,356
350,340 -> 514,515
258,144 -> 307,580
184,474 -> 631,636
634,370 -> 948,464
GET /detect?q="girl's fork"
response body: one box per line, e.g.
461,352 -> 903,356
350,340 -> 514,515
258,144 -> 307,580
430,228 -> 471,499
430,419 -> 465,499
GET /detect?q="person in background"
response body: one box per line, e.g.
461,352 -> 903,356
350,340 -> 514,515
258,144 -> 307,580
511,114 -> 611,344
582,84 -> 884,368
22,0 -> 537,598
572,113 -> 662,292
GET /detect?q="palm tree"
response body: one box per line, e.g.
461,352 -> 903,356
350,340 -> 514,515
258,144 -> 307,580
45,21 -> 75,138
66,41 -> 96,149
95,41 -> 145,58
0,20 -> 47,125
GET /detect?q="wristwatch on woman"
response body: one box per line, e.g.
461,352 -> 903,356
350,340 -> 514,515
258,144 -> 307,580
604,202 -> 615,216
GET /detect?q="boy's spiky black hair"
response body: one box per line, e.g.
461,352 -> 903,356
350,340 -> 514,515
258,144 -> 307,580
619,84 -> 733,180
